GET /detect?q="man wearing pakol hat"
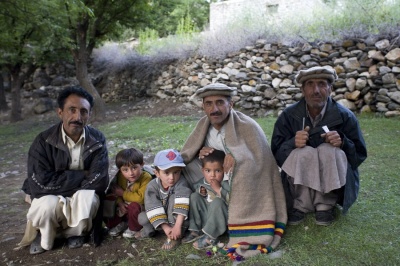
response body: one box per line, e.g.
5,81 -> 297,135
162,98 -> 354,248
271,66 -> 367,226
181,83 -> 287,258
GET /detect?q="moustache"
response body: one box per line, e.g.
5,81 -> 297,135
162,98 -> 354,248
210,112 -> 222,116
70,121 -> 83,126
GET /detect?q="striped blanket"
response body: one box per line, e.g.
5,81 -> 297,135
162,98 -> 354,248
181,109 -> 287,257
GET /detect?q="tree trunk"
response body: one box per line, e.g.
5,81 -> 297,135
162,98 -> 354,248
0,73 -> 9,112
9,64 -> 36,122
73,18 -> 106,121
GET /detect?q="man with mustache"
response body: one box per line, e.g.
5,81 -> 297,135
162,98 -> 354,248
271,66 -> 367,226
181,83 -> 287,258
18,86 -> 109,254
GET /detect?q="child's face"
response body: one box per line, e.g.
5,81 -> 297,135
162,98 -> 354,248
202,161 -> 224,184
155,166 -> 182,189
120,163 -> 143,182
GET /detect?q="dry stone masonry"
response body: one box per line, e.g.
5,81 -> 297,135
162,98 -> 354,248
27,38 -> 400,118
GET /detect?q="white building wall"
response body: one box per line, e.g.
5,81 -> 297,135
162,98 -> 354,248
210,0 -> 325,32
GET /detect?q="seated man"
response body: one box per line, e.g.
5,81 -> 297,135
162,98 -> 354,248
18,86 -> 109,254
181,83 -> 287,258
271,66 -> 367,226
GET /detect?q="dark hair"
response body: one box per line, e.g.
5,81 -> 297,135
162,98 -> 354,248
57,86 -> 94,110
115,148 -> 144,169
201,149 -> 225,167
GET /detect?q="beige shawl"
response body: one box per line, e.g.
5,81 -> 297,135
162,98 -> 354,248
181,110 -> 287,257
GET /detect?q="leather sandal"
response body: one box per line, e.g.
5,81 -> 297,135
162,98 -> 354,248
67,236 -> 85,249
30,233 -> 45,255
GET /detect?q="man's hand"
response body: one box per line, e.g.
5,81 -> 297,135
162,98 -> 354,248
198,147 -> 214,159
321,130 -> 342,147
295,126 -> 310,148
223,154 -> 235,175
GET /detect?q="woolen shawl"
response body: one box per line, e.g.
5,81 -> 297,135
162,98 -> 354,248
181,110 -> 287,257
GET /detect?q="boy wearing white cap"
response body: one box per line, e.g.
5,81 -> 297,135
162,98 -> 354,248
135,149 -> 191,251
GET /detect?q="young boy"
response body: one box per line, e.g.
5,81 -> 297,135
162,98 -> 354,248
135,149 -> 191,250
182,149 -> 230,250
105,148 -> 152,238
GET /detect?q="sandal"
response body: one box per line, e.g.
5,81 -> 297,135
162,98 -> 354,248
193,234 -> 216,250
182,231 -> 203,244
134,229 -> 155,240
67,236 -> 85,249
161,238 -> 180,250
30,233 -> 45,255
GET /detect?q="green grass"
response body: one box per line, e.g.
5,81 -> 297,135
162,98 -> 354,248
1,114 -> 399,265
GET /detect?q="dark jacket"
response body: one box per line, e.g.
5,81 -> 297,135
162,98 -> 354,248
22,122 -> 109,199
271,97 -> 367,214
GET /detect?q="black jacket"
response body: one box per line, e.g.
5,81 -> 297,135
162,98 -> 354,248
22,122 -> 109,199
271,97 -> 367,214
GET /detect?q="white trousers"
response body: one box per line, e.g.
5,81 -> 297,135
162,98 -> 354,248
18,190 -> 99,250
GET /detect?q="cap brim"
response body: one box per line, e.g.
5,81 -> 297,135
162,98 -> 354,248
157,163 -> 186,170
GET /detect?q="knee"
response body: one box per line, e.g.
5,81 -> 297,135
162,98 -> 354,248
126,202 -> 141,213
138,212 -> 149,225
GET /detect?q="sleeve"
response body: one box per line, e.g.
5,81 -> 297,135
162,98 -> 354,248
122,172 -> 152,205
172,177 -> 191,218
338,113 -> 367,169
144,180 -> 168,229
25,134 -> 86,198
80,133 -> 109,194
271,113 -> 297,167
219,180 -> 230,203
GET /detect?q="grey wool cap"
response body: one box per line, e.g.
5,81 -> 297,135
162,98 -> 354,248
295,66 -> 338,85
195,83 -> 237,98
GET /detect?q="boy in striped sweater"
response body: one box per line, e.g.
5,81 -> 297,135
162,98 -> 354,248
136,149 -> 191,250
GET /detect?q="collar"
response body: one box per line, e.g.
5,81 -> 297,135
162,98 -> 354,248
61,125 -> 86,145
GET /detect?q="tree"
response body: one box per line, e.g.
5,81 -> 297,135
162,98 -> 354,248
0,0 -> 69,121
63,0 -> 150,119
0,72 -> 8,112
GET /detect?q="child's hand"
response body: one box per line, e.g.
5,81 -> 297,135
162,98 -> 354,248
209,179 -> 221,195
118,202 -> 127,215
112,185 -> 124,197
161,224 -> 172,237
169,224 -> 182,240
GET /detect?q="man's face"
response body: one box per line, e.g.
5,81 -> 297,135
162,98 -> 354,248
57,94 -> 91,142
202,95 -> 233,131
301,78 -> 332,111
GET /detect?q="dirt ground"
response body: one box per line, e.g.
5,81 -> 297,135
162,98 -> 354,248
0,99 -> 206,266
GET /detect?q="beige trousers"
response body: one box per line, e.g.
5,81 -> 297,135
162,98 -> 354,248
18,190 -> 99,250
282,143 -> 347,212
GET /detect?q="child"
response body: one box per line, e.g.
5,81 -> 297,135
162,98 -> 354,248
105,148 -> 152,238
135,149 -> 191,250
182,149 -> 230,250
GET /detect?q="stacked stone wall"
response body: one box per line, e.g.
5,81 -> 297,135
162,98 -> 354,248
100,38 -> 400,117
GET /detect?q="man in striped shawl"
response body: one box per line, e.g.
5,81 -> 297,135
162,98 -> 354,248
181,83 -> 287,258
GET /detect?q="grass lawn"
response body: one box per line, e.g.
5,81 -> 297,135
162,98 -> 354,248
98,113 -> 400,266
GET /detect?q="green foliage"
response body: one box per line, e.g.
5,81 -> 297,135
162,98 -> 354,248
136,28 -> 160,55
0,0 -> 70,66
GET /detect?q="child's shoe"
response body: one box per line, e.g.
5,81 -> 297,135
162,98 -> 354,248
108,221 -> 128,237
122,228 -> 137,239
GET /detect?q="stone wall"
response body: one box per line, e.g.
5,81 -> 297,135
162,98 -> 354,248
99,37 -> 400,118
17,37 -> 400,118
